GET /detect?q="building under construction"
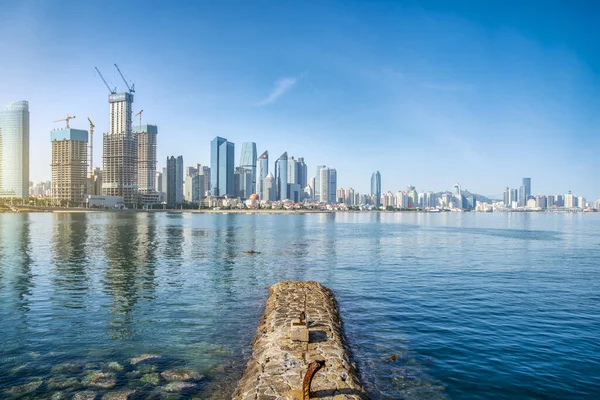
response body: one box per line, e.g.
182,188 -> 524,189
135,123 -> 160,205
51,128 -> 88,205
97,65 -> 139,208
102,92 -> 137,207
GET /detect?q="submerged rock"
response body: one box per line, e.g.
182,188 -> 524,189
160,369 -> 204,382
141,372 -> 161,386
5,379 -> 43,395
47,376 -> 81,390
51,391 -> 69,400
9,362 -> 31,374
72,391 -> 98,400
101,389 -> 136,400
82,371 -> 117,389
162,381 -> 198,393
52,362 -> 83,374
106,361 -> 124,372
136,363 -> 158,374
130,354 -> 161,365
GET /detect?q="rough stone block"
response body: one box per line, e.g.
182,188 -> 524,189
290,321 -> 309,342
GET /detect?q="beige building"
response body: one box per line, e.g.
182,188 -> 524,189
51,128 -> 88,205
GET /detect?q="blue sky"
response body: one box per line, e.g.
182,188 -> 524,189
1,0 -> 599,199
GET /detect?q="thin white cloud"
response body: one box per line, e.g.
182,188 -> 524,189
257,76 -> 300,106
421,82 -> 473,91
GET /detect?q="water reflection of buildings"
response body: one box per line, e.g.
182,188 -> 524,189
102,213 -> 158,339
0,214 -> 33,354
51,213 -> 89,309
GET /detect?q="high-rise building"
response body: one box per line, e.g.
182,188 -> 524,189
103,92 -> 137,207
522,177 -> 531,199
134,124 -> 159,205
239,142 -> 257,195
274,152 -> 289,200
518,185 -> 526,207
314,165 -> 325,202
90,168 -> 102,196
210,136 -> 234,196
510,189 -> 518,206
503,187 -> 510,207
297,157 -> 308,189
256,151 -> 268,200
371,171 -> 381,206
234,166 -> 253,198
155,171 -> 163,193
564,191 -> 575,208
0,101 -> 29,199
51,128 -> 88,205
319,167 -> 337,204
166,156 -> 183,208
263,172 -> 275,202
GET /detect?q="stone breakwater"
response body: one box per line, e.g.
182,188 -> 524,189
232,281 -> 369,400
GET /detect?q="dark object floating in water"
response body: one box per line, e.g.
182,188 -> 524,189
246,250 -> 260,254
391,354 -> 397,362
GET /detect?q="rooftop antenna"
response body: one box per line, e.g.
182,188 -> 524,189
114,63 -> 135,93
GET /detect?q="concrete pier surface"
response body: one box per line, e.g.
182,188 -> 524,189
233,281 -> 369,400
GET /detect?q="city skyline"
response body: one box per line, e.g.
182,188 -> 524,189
1,2 -> 599,199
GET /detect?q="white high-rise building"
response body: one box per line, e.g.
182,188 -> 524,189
0,101 -> 29,199
564,192 -> 575,208
318,167 -> 337,204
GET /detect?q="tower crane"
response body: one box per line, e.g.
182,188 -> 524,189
54,114 -> 76,129
135,110 -> 144,128
87,117 -> 95,177
95,67 -> 116,94
114,63 -> 135,93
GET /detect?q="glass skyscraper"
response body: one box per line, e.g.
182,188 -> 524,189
239,142 -> 257,195
523,177 -> 531,198
210,136 -> 235,196
274,152 -> 288,200
371,171 -> 381,206
0,101 -> 29,199
256,151 -> 268,200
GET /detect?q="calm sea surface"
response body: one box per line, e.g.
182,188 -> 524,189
1,212 -> 599,399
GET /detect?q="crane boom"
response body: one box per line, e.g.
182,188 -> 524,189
53,114 -> 76,129
95,67 -> 116,94
114,63 -> 135,93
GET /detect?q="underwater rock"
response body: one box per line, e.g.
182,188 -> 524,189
141,373 -> 161,386
51,391 -> 69,400
130,354 -> 161,365
82,371 -> 117,389
136,363 -> 158,374
106,361 -> 124,372
101,389 -> 136,400
5,379 -> 43,395
47,376 -> 81,390
52,362 -> 83,374
9,362 -> 31,374
72,391 -> 98,400
162,381 -> 198,393
160,369 -> 204,382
